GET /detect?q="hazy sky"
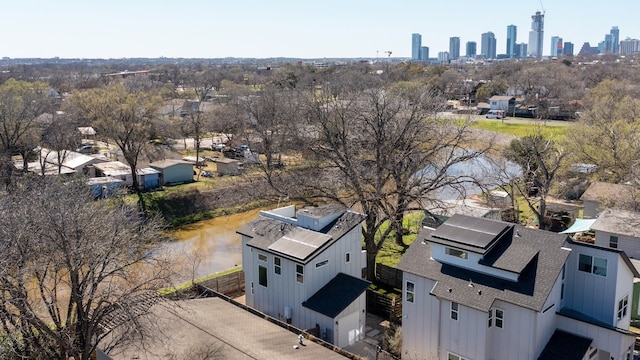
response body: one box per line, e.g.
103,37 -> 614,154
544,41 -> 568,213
1,0 -> 638,59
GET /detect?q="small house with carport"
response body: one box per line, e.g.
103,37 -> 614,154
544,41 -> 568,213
149,159 -> 194,186
398,214 -> 638,360
238,204 -> 369,348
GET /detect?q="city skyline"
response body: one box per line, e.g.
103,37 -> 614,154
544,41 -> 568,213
0,0 -> 638,59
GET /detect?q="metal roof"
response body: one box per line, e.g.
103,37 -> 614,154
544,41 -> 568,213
268,228 -> 333,261
537,330 -> 591,360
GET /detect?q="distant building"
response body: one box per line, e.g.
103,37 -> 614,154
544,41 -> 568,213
563,41 -> 574,56
412,33 -> 422,60
506,25 -> 517,58
515,43 -> 528,58
578,42 -> 599,56
481,32 -> 497,59
438,51 -> 450,63
466,41 -> 477,58
449,37 -> 460,60
610,26 -> 620,54
550,36 -> 563,56
420,46 -> 430,61
620,38 -> 640,54
528,11 -> 544,57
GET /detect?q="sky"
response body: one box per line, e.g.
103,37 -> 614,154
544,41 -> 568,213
1,0 -> 638,59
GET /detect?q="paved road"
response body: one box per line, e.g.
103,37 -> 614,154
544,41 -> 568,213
438,112 -> 574,127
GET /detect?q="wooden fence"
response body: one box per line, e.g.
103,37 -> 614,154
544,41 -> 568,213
376,263 -> 403,289
198,270 -> 245,295
367,290 -> 402,322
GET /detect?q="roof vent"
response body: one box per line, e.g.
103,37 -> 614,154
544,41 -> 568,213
515,230 -> 521,237
477,290 -> 482,295
447,288 -> 452,293
468,280 -> 474,288
280,223 -> 285,232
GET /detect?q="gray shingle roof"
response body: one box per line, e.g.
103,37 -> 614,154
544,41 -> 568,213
537,330 -> 591,360
302,273 -> 370,318
591,208 -> 640,239
398,222 -> 571,313
238,208 -> 365,264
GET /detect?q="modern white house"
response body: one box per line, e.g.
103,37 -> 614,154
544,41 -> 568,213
592,208 -> 640,260
398,214 -> 638,360
238,204 -> 369,348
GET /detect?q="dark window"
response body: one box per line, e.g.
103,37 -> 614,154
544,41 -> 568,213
406,281 -> 415,303
274,257 -> 281,275
296,264 -> 304,284
451,302 -> 459,320
258,265 -> 267,287
345,252 -> 351,263
610,236 -> 619,249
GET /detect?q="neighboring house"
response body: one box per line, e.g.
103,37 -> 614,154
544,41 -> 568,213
423,198 -> 504,228
92,161 -> 133,187
237,204 -> 370,348
136,167 -> 161,190
592,208 -> 640,259
214,158 -> 241,176
149,159 -> 194,185
398,214 -> 638,360
488,95 -> 516,111
26,149 -> 108,177
580,181 -> 637,218
87,177 -> 122,198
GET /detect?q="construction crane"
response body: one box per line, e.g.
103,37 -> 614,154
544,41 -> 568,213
539,0 -> 545,14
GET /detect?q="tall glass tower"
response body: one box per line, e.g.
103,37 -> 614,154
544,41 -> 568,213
412,33 -> 422,60
506,25 -> 517,58
610,26 -> 620,54
528,11 -> 544,57
449,37 -> 460,60
481,32 -> 496,59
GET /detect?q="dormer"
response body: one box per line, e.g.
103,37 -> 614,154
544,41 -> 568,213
428,214 -> 539,282
259,204 -> 347,232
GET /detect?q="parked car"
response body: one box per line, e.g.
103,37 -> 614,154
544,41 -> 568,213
486,110 -> 505,119
77,145 -> 99,154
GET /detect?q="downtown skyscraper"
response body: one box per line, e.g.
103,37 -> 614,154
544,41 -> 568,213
481,32 -> 496,59
528,11 -> 544,57
449,37 -> 460,60
506,25 -> 517,58
412,33 -> 422,60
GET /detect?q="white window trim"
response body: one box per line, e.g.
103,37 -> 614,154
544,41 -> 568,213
406,281 -> 415,303
617,295 -> 629,320
295,264 -> 304,284
258,264 -> 268,288
315,259 -> 329,268
274,256 -> 282,276
258,253 -> 267,262
451,302 -> 459,320
578,253 -> 607,277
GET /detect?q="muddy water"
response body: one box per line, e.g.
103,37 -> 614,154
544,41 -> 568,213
162,208 -> 263,284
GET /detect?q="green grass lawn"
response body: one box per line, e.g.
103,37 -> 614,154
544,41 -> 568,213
472,120 -> 568,140
375,211 -> 425,268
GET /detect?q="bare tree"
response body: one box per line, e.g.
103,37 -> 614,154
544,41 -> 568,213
303,79 -> 489,280
69,81 -> 163,210
503,132 -> 569,230
0,175 -> 173,360
0,78 -> 54,182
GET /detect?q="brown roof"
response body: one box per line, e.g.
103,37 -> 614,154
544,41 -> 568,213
580,181 -> 633,203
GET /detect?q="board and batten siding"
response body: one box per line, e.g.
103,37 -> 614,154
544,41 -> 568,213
533,272 -> 564,358
564,244 -> 620,326
556,315 -> 635,359
401,274 -> 439,360
439,300 -> 488,360
485,300 -> 537,360
595,230 -> 640,260
242,224 -> 364,332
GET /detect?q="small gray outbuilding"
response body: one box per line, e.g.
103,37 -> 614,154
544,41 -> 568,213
149,159 -> 194,186
214,158 -> 241,176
